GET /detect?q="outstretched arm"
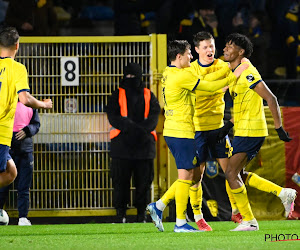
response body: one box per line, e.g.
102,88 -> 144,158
195,63 -> 249,92
18,91 -> 52,109
254,81 -> 292,142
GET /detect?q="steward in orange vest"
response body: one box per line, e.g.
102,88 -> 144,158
105,63 -> 160,223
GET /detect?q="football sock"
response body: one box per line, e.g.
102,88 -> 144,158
156,199 -> 166,211
246,172 -> 283,197
231,184 -> 254,221
189,186 -> 201,221
175,179 -> 193,223
225,180 -> 239,213
197,183 -> 203,211
161,180 -> 178,206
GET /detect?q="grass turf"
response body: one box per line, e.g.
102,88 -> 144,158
1,220 -> 299,249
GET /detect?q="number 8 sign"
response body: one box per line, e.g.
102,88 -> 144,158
61,57 -> 79,86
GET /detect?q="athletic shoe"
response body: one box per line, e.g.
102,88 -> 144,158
18,217 -> 32,226
174,223 -> 203,233
279,188 -> 297,217
196,218 -> 212,231
230,218 -> 259,231
147,202 -> 164,232
231,213 -> 242,224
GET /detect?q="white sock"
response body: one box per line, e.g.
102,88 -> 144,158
194,213 -> 203,222
232,209 -> 240,215
278,188 -> 286,199
156,199 -> 166,211
176,218 -> 186,227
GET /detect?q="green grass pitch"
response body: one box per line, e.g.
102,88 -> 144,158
1,220 -> 299,249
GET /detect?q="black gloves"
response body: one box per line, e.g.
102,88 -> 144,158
276,126 -> 292,142
216,121 -> 234,142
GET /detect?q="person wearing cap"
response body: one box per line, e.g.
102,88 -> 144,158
105,63 -> 160,223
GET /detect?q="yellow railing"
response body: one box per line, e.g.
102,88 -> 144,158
6,34 -> 168,217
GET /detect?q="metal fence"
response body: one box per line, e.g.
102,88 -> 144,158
6,35 -> 167,217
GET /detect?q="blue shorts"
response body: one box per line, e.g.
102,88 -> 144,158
231,136 -> 265,161
0,144 -> 12,172
164,136 -> 198,170
195,129 -> 231,163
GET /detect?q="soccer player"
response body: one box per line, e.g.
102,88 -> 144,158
147,40 -> 248,232
0,27 -> 52,189
148,31 -> 298,232
188,31 -> 298,229
222,33 -> 296,231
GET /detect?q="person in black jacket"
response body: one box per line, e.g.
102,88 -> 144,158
0,102 -> 40,226
106,63 -> 160,223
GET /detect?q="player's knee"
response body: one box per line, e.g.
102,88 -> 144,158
7,160 -> 17,183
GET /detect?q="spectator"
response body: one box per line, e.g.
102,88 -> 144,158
178,0 -> 224,58
0,102 -> 40,226
106,63 -> 160,223
5,0 -> 58,36
113,0 -> 142,35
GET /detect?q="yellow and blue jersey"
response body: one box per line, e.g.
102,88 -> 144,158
189,59 -> 233,131
162,66 -> 198,139
230,63 -> 268,137
0,57 -> 30,146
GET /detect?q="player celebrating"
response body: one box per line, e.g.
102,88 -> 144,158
0,27 -> 52,190
147,40 -> 248,232
223,33 -> 296,231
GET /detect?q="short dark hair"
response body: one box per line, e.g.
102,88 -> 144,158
0,27 -> 19,48
225,33 -> 253,58
193,31 -> 214,47
167,40 -> 191,62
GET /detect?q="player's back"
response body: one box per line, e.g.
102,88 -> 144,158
161,66 -> 198,139
0,57 -> 29,146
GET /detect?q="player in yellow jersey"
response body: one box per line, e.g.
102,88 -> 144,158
0,27 -> 52,189
147,40 -> 248,233
222,33 -> 296,231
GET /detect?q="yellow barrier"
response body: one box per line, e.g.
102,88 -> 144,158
6,35 -> 168,217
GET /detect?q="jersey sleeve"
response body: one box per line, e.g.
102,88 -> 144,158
203,64 -> 231,81
242,67 -> 262,89
195,71 -> 236,92
15,64 -> 30,93
179,69 -> 201,91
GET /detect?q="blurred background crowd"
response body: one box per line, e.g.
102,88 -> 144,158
1,0 -> 300,79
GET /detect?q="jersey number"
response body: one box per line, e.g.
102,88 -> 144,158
162,87 -> 167,106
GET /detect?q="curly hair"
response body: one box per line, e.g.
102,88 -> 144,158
225,33 -> 253,58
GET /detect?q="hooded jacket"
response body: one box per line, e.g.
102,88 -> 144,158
106,75 -> 160,160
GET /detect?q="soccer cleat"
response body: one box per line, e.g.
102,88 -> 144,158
196,218 -> 212,231
174,223 -> 203,233
230,218 -> 259,231
231,213 -> 242,224
279,188 -> 297,217
147,202 -> 164,232
18,217 -> 32,226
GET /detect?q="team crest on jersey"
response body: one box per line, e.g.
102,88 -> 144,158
205,161 -> 219,178
246,74 -> 255,82
231,91 -> 237,100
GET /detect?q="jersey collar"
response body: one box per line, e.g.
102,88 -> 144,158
197,58 -> 214,67
232,63 -> 241,72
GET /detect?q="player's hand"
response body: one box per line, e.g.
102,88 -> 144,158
15,129 -> 26,140
216,121 -> 234,142
241,57 -> 250,63
43,99 -> 53,109
222,86 -> 229,92
276,126 -> 292,142
233,63 -> 249,78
